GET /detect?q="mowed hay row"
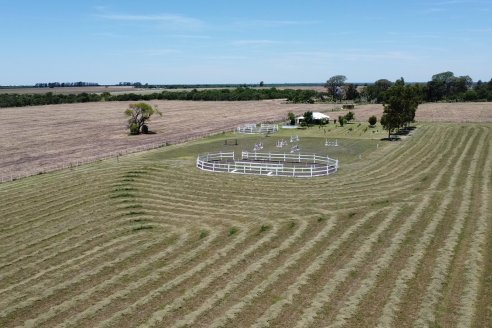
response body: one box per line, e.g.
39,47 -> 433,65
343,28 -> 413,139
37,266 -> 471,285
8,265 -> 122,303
0,124 -> 491,327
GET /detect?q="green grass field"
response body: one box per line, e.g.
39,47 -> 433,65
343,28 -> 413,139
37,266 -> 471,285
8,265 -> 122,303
0,122 -> 490,327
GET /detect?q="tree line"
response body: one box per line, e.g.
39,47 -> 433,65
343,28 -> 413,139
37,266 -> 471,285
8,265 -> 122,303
327,72 -> 492,103
1,71 -> 491,108
34,82 -> 100,88
0,87 -> 318,108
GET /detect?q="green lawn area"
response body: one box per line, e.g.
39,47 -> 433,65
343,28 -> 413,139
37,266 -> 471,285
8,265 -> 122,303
143,122 -> 389,165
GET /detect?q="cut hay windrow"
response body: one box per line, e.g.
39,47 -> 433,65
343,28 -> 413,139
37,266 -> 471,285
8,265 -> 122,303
292,207 -> 401,327
0,232 -> 140,295
0,236 -> 162,320
22,230 -> 189,328
49,225 -> 223,327
251,210 -> 382,328
90,224 -> 277,328
415,128 -> 487,327
149,219 -> 310,328
457,133 -> 491,327
376,127 -> 481,327
208,215 -> 339,328
326,127 -> 478,327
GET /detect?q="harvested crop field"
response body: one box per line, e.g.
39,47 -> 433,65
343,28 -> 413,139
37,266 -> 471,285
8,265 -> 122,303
338,102 -> 492,123
0,122 -> 490,327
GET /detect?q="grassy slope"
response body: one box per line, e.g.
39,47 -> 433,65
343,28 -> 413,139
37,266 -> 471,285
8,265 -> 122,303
0,123 -> 490,327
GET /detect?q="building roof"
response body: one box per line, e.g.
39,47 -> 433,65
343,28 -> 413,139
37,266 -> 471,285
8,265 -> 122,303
296,112 -> 330,120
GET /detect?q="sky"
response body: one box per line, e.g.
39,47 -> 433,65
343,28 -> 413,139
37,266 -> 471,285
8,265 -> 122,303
0,0 -> 491,85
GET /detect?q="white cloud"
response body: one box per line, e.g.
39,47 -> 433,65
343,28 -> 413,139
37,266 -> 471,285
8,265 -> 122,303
97,13 -> 203,28
231,39 -> 277,46
132,48 -> 181,56
233,19 -> 320,28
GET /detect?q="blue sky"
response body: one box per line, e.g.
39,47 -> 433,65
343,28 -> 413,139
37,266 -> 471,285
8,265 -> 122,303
1,0 -> 491,84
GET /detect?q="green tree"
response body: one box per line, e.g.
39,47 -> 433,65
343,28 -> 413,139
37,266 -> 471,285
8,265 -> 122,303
303,111 -> 314,126
365,79 -> 392,103
344,111 -> 355,122
380,78 -> 419,139
325,75 -> 346,101
345,84 -> 359,100
287,112 -> 296,125
368,115 -> 377,126
125,102 -> 162,135
338,115 -> 346,127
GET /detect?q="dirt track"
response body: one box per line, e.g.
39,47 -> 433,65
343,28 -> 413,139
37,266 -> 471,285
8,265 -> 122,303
1,100 -> 490,179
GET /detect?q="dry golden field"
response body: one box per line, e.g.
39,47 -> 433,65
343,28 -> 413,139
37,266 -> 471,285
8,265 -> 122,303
337,102 -> 492,123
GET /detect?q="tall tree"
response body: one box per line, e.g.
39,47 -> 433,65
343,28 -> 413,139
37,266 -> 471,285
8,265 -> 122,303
345,84 -> 359,100
380,78 -> 419,139
303,111 -> 314,125
325,75 -> 347,101
125,102 -> 162,135
365,79 -> 392,103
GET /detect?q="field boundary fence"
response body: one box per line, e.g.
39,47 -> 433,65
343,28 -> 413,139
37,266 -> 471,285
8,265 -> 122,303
0,128 -> 236,184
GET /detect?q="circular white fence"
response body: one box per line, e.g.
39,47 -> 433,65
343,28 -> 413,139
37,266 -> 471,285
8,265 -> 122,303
196,151 -> 338,178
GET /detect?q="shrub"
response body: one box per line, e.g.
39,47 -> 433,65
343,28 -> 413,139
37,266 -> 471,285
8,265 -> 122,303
338,116 -> 346,127
368,115 -> 377,126
344,111 -> 355,122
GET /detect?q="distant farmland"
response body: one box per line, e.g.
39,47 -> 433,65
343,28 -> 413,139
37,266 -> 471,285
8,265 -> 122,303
1,100 -> 492,181
0,86 -> 137,94
0,113 -> 491,326
0,99 -> 339,179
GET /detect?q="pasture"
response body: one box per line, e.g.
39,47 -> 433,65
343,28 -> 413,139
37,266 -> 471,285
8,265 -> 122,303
1,113 -> 491,326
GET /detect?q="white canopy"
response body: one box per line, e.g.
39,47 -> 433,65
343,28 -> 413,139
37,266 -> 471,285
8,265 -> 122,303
295,112 -> 330,124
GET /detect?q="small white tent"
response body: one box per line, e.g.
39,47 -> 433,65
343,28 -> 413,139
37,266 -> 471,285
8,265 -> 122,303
295,112 -> 330,125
